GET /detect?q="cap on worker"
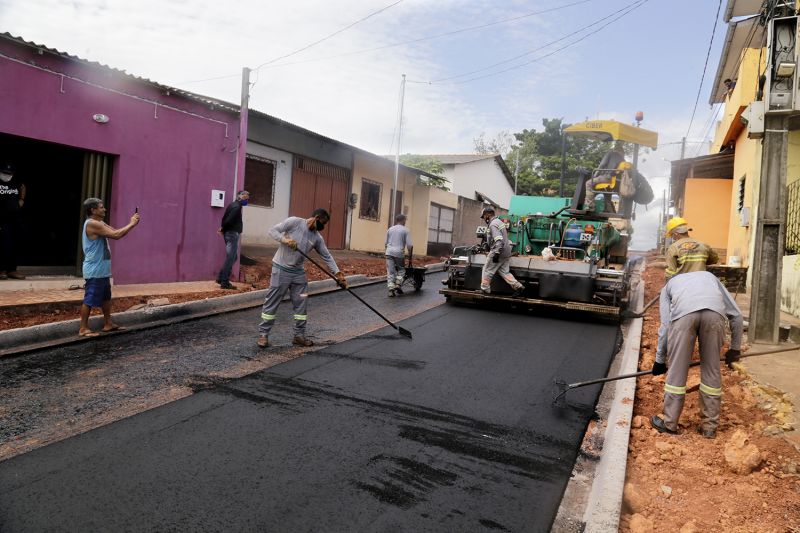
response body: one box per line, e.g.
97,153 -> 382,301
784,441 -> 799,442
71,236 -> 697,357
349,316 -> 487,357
665,216 -> 690,236
480,205 -> 495,218
0,163 -> 14,174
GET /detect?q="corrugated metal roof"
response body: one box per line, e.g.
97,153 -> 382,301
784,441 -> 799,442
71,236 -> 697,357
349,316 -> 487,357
0,32 -> 239,113
1,32 -> 443,181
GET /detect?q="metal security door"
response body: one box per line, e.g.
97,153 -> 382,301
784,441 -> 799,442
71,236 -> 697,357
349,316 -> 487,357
289,157 -> 350,249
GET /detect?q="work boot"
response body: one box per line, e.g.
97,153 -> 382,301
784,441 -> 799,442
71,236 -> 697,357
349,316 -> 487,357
257,335 -> 269,348
219,281 -> 235,289
292,336 -> 314,347
697,426 -> 716,439
395,286 -> 404,295
7,271 -> 25,280
388,289 -> 396,297
512,286 -> 525,298
651,415 -> 678,435
480,287 -> 490,295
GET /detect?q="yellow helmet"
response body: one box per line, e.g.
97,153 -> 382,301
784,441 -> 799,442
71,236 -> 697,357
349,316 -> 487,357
665,217 -> 689,236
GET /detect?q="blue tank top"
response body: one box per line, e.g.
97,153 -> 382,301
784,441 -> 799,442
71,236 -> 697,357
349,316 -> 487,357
82,219 -> 112,279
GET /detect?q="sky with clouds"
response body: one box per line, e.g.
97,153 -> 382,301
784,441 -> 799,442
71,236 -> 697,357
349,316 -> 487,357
1,0 -> 730,249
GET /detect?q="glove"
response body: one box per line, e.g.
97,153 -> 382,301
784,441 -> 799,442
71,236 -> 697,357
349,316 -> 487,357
492,253 -> 500,263
283,237 -> 298,250
725,349 -> 741,368
651,362 -> 667,375
335,271 -> 348,289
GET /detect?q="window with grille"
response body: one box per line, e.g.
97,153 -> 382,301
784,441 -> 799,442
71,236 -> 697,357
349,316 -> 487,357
244,155 -> 276,207
359,179 -> 382,221
737,176 -> 746,212
786,180 -> 800,255
428,203 -> 455,244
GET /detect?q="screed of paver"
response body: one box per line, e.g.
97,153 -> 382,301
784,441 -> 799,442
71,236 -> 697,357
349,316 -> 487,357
0,304 -> 620,532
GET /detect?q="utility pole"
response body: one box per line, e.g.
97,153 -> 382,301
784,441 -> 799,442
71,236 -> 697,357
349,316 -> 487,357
559,124 -> 567,197
234,67 -> 251,195
391,74 -> 406,224
514,149 -> 520,195
750,114 -> 789,343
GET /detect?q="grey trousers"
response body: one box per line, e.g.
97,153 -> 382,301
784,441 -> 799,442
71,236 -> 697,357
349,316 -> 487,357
386,255 -> 405,289
480,254 -> 522,292
662,310 -> 725,432
258,267 -> 308,337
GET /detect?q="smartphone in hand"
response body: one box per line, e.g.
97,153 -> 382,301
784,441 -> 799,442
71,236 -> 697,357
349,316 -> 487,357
135,206 -> 139,214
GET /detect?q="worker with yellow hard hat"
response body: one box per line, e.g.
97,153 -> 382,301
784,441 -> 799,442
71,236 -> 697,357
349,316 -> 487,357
663,217 -> 718,279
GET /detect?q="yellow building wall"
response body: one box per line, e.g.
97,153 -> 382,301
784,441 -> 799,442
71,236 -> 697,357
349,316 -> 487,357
712,48 -> 764,152
725,131 -> 760,267
683,179 -> 732,254
349,153 -> 421,255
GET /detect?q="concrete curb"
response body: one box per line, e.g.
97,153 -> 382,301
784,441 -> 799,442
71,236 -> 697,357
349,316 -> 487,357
582,281 -> 643,531
0,263 -> 446,358
552,263 -> 645,532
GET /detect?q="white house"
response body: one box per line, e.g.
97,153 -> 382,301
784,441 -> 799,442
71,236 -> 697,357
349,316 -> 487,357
426,154 -> 516,209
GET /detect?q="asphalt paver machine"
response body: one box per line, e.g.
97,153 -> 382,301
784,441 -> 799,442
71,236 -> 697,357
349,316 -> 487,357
440,120 -> 658,318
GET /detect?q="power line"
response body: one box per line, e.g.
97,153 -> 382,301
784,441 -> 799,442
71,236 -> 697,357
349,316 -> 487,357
177,0 -> 595,86
694,103 -> 724,156
415,0 -> 649,85
685,0 -> 723,138
177,1 -> 404,85
255,0 -> 404,70
257,0 -> 595,70
416,0 -> 645,84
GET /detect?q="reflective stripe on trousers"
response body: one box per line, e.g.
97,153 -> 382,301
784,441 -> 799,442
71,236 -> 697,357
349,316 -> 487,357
258,267 -> 309,337
662,309 -> 724,432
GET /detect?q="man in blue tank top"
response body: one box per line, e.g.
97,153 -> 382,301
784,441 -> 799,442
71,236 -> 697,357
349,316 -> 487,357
79,197 -> 140,337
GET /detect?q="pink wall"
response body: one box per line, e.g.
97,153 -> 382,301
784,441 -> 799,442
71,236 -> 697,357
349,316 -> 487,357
0,40 -> 240,284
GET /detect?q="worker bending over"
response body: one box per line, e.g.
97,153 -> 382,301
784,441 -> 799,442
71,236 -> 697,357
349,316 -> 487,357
257,208 -> 347,348
651,270 -> 743,438
480,206 -> 524,297
385,213 -> 413,297
664,217 -> 718,280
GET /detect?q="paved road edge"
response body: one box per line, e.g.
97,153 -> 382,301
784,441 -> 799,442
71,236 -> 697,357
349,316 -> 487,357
0,263 -> 446,357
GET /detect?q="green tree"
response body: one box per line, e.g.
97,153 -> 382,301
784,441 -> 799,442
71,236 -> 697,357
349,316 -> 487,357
399,154 -> 449,189
499,118 -> 611,197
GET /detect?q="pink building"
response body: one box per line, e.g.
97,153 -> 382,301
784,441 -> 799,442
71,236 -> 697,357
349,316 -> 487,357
0,33 -> 240,284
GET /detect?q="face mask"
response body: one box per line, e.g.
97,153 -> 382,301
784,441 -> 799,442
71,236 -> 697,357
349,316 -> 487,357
315,220 -> 326,231
239,199 -> 248,206
0,173 -> 12,183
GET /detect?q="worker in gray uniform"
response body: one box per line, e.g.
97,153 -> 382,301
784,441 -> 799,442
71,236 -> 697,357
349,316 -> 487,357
258,208 -> 347,348
651,270 -> 743,439
385,213 -> 413,297
479,206 -> 524,297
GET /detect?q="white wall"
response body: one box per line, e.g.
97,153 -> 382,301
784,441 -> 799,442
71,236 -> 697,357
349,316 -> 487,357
241,141 -> 293,246
442,158 -> 514,209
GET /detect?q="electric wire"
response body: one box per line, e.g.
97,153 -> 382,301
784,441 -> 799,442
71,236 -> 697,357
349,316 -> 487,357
177,0 -> 595,85
685,0 -> 723,139
255,0 -> 404,70
411,0 -> 646,85
258,0 -> 595,71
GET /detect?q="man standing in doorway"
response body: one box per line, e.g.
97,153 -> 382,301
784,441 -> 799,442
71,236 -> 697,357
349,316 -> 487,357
480,206 -> 524,297
0,163 -> 27,280
385,213 -> 413,297
257,208 -> 347,348
216,190 -> 249,289
79,198 -> 140,337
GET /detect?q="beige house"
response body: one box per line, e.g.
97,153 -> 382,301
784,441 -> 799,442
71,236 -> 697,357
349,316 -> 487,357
350,153 -> 459,257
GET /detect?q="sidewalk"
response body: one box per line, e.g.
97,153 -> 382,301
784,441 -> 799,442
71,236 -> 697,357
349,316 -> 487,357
0,280 -> 234,308
732,290 -> 800,450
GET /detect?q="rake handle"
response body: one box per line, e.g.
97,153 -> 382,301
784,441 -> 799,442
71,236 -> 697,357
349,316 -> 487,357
296,248 -> 405,334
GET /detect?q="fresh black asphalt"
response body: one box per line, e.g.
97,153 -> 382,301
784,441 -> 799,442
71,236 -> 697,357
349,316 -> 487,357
0,299 -> 621,532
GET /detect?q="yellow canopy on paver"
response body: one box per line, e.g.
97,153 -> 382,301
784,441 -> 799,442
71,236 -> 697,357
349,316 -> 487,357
564,120 -> 658,149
